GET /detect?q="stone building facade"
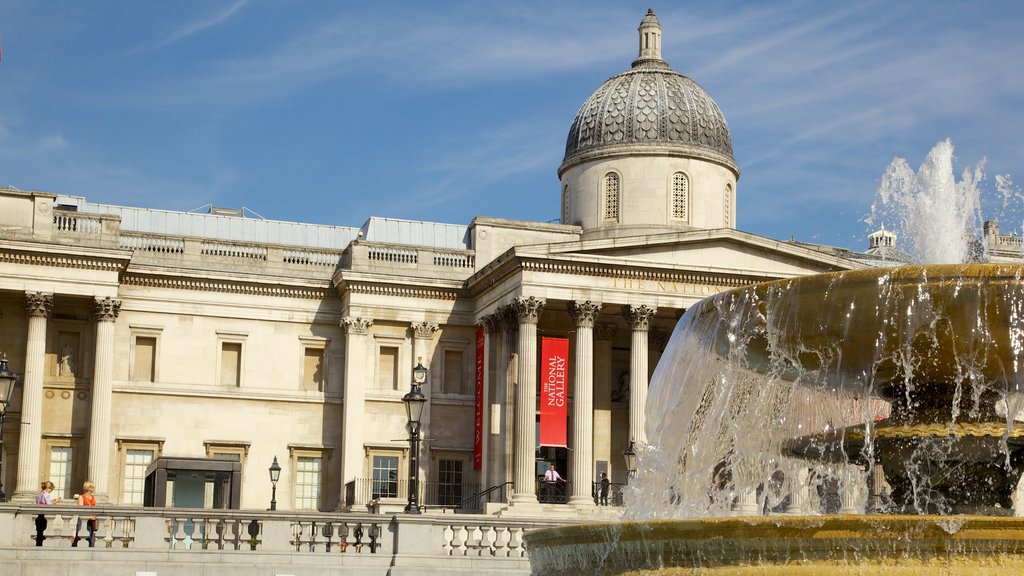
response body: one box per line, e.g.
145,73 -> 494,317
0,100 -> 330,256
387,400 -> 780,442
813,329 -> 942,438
0,10 -> 865,517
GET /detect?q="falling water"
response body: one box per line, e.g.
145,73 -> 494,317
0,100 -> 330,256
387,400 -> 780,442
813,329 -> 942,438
626,140 -> 1024,522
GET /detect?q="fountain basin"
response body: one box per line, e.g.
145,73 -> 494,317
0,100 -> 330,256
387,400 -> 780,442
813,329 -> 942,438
527,516 -> 1024,575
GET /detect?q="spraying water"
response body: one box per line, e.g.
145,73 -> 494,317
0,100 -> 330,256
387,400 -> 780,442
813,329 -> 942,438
868,139 -> 985,264
627,140 -> 1024,522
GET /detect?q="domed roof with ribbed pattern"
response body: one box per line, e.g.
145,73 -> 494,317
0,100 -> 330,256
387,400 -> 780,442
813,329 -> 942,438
560,10 -> 737,176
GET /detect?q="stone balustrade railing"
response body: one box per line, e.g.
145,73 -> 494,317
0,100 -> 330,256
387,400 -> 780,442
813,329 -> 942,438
344,242 -> 478,279
0,505 -> 550,558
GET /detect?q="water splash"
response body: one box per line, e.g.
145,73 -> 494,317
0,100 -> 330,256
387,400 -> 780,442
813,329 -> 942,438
867,139 -> 985,264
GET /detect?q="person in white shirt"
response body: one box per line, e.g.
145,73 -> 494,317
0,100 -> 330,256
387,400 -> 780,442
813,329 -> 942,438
542,463 -> 565,502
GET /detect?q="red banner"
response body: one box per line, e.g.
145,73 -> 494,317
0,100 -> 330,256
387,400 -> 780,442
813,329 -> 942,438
473,327 -> 485,470
539,337 -> 569,447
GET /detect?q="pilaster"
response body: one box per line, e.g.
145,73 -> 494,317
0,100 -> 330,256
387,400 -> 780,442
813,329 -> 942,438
339,316 -> 372,507
624,305 -> 656,447
511,296 -> 543,505
567,301 -> 600,507
13,292 -> 52,501
87,297 -> 120,503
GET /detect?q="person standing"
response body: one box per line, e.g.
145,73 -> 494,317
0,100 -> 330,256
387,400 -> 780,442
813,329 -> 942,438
72,481 -> 97,547
543,464 -> 564,503
599,472 -> 610,506
36,481 -> 61,505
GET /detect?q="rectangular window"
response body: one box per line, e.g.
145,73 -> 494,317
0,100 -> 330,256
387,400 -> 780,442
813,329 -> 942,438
437,459 -> 464,506
377,346 -> 399,391
220,342 -> 242,386
132,336 -> 157,382
372,455 -> 399,499
443,350 -> 465,394
294,456 -> 322,510
302,347 -> 325,392
123,449 -> 154,505
50,446 -> 73,500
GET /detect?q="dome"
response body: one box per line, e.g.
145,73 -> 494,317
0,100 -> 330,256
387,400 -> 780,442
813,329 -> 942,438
559,11 -> 737,177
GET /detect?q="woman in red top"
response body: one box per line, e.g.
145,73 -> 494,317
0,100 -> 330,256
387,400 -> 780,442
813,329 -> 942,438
72,481 -> 97,547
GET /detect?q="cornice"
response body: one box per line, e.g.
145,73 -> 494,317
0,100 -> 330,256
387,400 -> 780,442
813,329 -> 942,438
0,246 -> 128,273
343,281 -> 462,301
468,253 -> 767,297
122,273 -> 331,300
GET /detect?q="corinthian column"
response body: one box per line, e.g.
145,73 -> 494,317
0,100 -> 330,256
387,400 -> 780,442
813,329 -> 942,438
88,297 -> 121,502
410,321 -> 439,490
339,316 -> 372,507
624,305 -> 657,447
512,296 -> 544,504
568,300 -> 600,507
14,292 -> 52,501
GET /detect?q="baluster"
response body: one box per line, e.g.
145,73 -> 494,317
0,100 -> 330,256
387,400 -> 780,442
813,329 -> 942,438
479,526 -> 496,556
167,518 -> 182,549
368,524 -> 380,554
182,516 -> 196,550
467,525 -> 483,556
230,519 -> 244,550
451,525 -> 467,556
322,521 -> 336,553
290,521 -> 304,551
212,519 -> 226,550
338,523 -> 350,553
98,516 -> 113,548
118,516 -> 136,548
508,528 -> 525,558
246,519 -> 261,550
442,525 -> 455,555
353,524 -> 364,553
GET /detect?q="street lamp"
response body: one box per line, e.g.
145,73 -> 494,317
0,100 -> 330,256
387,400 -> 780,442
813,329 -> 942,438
622,440 -> 638,480
0,354 -> 19,502
268,456 -> 281,511
403,359 -> 428,514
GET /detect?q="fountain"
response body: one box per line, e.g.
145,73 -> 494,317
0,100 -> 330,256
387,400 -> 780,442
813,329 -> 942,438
527,141 -> 1024,573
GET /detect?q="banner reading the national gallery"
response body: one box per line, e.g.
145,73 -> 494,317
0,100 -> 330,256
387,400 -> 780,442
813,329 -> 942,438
473,327 -> 485,470
539,336 -> 569,447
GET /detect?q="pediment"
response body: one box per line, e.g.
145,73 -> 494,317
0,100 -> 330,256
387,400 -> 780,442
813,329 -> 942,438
524,229 -> 865,278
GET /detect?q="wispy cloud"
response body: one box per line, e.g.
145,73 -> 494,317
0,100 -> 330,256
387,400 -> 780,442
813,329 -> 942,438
150,0 -> 249,50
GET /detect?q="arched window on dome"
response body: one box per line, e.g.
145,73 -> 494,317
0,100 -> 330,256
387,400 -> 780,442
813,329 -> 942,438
603,172 -> 620,223
671,172 -> 689,222
724,183 -> 734,227
562,184 -> 570,224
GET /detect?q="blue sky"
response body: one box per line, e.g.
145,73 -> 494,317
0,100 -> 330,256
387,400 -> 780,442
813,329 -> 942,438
1,1 -> 1022,251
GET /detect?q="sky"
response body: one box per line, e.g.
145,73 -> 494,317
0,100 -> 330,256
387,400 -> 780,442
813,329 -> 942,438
1,1 -> 1023,251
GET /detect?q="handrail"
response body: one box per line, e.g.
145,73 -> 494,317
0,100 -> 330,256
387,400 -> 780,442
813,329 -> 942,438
457,481 -> 513,511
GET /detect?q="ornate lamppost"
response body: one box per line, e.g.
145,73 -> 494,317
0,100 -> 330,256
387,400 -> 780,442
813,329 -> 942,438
268,456 -> 281,511
622,440 -> 638,480
403,359 -> 428,514
0,355 -> 19,502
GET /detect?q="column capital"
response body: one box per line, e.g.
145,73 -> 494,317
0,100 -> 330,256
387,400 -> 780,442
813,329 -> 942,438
410,321 -> 439,340
623,304 -> 657,331
93,297 -> 122,322
341,316 -> 373,335
476,313 -> 499,334
24,292 -> 53,318
498,305 -> 519,335
567,300 -> 602,328
513,296 -> 545,326
594,323 -> 618,341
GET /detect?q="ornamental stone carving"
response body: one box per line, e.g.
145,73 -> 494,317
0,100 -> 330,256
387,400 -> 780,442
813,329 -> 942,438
624,305 -> 657,331
568,301 -> 602,328
498,305 -> 519,335
512,296 -> 545,326
477,314 -> 499,334
411,321 -> 439,340
93,297 -> 122,322
25,292 -> 53,318
340,317 -> 373,335
594,323 -> 618,342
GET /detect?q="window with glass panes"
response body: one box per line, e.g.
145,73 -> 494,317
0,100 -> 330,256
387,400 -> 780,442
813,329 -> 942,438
294,456 -> 322,510
123,449 -> 154,505
49,446 -> 73,499
437,459 -> 464,506
372,455 -> 399,498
